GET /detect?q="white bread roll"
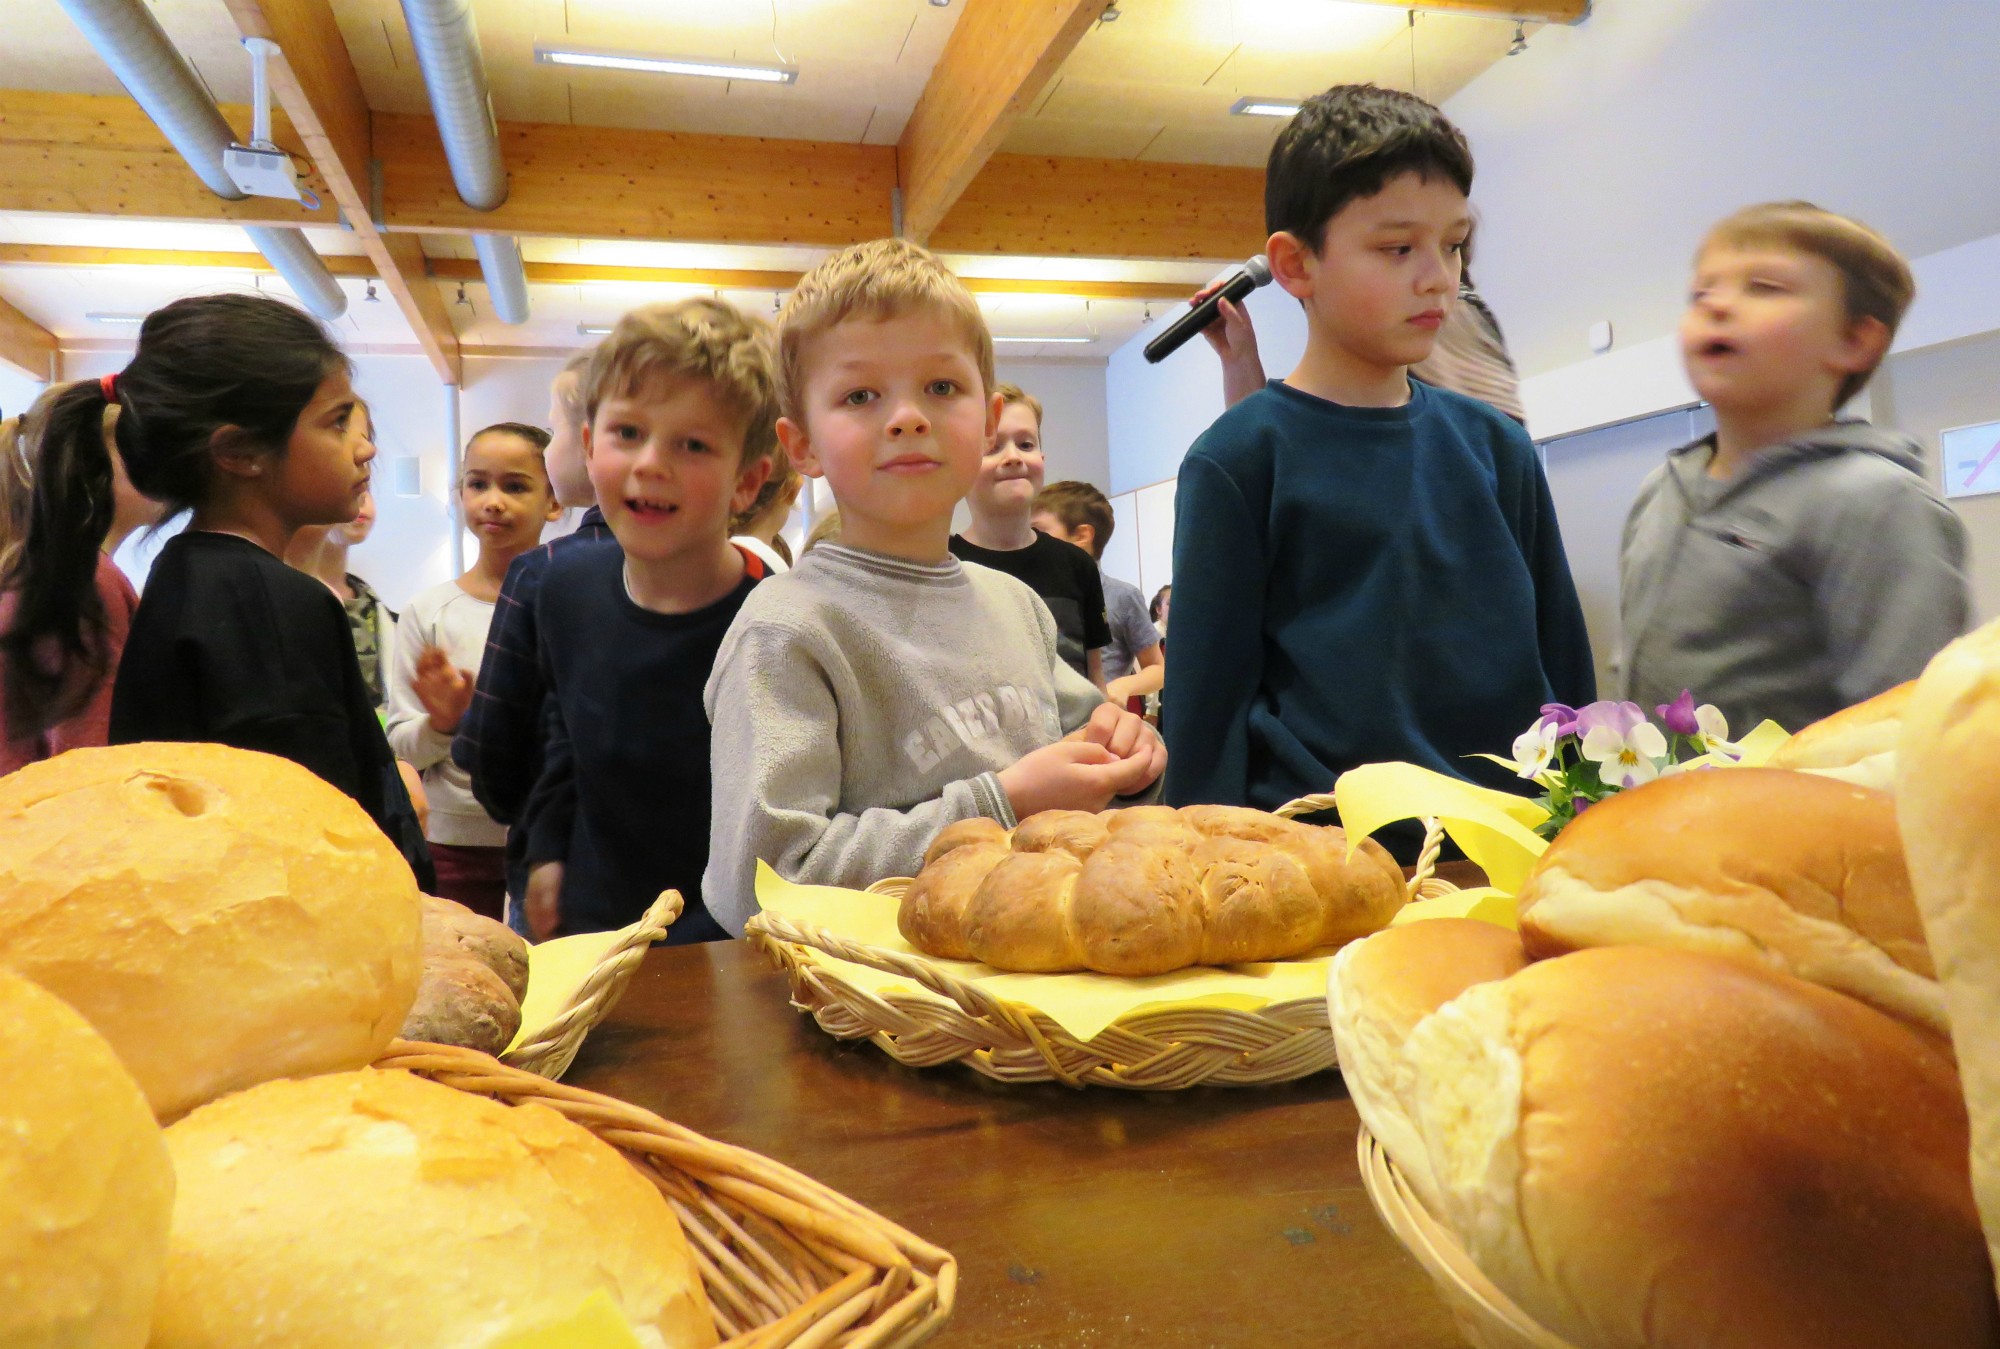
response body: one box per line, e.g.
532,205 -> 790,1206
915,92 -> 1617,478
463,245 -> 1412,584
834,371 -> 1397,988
151,1068 -> 717,1349
0,743 -> 422,1119
1516,766 -> 1944,1035
1327,919 -> 1527,1211
0,966 -> 173,1349
1769,679 -> 1911,790
1404,946 -> 1995,1349
1897,616 -> 2000,1294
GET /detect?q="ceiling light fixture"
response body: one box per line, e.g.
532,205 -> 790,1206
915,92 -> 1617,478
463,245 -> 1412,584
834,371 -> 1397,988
364,282 -> 380,303
1508,22 -> 1528,55
1229,96 -> 1301,118
535,43 -> 797,84
992,335 -> 1093,345
85,312 -> 146,325
577,323 -> 613,336
1099,4 -> 1121,18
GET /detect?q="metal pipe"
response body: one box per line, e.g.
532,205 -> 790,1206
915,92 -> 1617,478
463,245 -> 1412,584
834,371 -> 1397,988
54,0 -> 348,320
400,0 -> 531,322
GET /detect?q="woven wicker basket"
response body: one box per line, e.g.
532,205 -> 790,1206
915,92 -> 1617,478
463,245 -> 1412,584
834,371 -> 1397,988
375,1040 -> 958,1348
744,803 -> 1450,1090
501,890 -> 682,1081
1355,1127 -> 1576,1349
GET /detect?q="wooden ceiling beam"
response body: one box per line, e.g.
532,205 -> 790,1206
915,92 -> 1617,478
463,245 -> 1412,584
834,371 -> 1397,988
932,153 -> 1267,262
896,0 -> 1107,244
0,292 -> 58,382
0,91 -> 1263,262
0,245 -> 1197,302
0,90 -> 335,226
219,0 -> 461,384
372,111 -> 896,247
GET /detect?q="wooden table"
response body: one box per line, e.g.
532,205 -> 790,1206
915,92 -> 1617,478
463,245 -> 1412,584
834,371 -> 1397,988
566,873 -> 1483,1349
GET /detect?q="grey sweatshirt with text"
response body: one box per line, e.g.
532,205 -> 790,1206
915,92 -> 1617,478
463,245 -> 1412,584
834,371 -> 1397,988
703,542 -> 1106,934
1617,421 -> 1969,735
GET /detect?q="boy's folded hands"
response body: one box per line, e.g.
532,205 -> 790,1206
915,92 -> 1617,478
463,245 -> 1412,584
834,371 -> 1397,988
997,702 -> 1165,819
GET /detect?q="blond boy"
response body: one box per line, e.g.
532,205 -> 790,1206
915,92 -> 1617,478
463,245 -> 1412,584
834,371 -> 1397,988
702,240 -> 1163,928
1618,202 -> 1970,732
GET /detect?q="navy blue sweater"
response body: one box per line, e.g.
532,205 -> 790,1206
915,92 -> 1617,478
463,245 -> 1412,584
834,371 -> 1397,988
520,540 -> 765,940
1162,379 -> 1594,817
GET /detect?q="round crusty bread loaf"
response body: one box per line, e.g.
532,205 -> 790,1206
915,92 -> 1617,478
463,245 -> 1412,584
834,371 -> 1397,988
150,1068 -> 717,1349
1768,679 -> 1912,790
1897,616 -> 2000,1294
0,743 -> 422,1119
899,806 -> 1405,974
1326,919 -> 1527,1212
1401,946 -> 1996,1349
1515,766 -> 1943,1035
0,967 -> 174,1349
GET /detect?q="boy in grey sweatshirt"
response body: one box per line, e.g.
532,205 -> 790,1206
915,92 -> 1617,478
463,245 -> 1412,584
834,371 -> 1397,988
703,240 -> 1165,933
1618,203 -> 1969,734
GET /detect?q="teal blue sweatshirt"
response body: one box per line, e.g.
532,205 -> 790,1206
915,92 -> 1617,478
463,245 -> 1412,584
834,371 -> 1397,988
1162,379 -> 1595,816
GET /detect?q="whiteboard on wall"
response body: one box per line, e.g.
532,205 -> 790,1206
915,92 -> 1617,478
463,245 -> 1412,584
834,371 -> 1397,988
1134,478 -> 1178,600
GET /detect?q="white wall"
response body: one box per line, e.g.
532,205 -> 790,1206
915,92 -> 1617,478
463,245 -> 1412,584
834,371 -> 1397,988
1104,280 -> 1306,496
1873,333 -> 2000,625
1447,0 -> 2000,382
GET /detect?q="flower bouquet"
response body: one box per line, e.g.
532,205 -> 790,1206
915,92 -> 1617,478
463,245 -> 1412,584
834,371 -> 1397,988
1479,691 -> 1741,840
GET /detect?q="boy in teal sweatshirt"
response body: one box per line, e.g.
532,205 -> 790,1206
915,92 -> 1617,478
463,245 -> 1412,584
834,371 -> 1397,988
1164,85 -> 1593,835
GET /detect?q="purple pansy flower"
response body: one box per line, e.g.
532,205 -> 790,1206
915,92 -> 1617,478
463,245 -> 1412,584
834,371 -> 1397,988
1657,690 -> 1700,737
1538,702 -> 1579,737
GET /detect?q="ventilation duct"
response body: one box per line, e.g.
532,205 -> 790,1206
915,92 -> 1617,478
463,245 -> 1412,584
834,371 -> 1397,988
399,0 -> 530,324
55,0 -> 348,321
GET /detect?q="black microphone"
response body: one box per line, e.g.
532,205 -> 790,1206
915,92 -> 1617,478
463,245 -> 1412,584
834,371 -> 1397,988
1142,255 -> 1273,364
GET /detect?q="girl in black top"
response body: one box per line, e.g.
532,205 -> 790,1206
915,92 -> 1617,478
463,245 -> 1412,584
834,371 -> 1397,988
29,292 -> 430,886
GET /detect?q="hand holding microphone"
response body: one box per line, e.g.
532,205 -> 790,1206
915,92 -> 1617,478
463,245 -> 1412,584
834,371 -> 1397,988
1142,255 -> 1273,364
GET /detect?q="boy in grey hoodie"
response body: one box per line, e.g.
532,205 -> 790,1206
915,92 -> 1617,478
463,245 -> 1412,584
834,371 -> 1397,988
1618,202 -> 1969,734
702,240 -> 1165,933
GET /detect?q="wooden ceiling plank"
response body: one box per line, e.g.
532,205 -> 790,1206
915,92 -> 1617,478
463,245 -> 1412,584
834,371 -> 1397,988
0,292 -> 59,382
896,0 -> 1108,244
0,243 -> 376,276
218,0 -> 460,383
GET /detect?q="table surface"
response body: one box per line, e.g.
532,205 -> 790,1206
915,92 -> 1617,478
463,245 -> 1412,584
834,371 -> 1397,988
565,865 -> 1485,1349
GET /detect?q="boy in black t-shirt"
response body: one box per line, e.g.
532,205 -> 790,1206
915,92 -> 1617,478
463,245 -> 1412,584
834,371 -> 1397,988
949,382 -> 1110,687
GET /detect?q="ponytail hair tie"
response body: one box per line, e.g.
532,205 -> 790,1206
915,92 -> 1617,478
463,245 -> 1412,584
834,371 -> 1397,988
99,372 -> 118,401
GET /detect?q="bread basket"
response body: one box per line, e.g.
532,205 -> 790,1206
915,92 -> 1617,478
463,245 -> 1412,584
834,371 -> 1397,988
498,890 -> 683,1081
744,801 -> 1454,1089
1355,1126 -> 1577,1349
375,1039 -> 958,1348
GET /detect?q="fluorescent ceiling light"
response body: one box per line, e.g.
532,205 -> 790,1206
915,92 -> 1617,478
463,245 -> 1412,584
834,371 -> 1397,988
536,44 -> 796,84
993,335 -> 1093,344
86,312 -> 146,325
577,324 -> 613,336
1230,96 -> 1301,118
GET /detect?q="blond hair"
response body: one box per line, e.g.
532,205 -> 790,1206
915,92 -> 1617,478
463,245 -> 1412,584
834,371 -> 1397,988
1701,201 -> 1914,406
994,381 -> 1042,428
802,508 -> 842,555
776,238 -> 993,423
552,346 -> 593,431
582,298 -> 779,466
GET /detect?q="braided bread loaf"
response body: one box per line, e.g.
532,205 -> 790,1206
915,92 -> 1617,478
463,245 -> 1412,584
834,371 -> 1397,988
898,805 -> 1406,975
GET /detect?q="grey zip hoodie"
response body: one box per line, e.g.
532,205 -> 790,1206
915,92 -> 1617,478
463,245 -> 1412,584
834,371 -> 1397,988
1617,421 -> 1969,735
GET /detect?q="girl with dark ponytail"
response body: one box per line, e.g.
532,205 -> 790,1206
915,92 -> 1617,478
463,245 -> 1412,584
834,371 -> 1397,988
0,383 -> 159,770
17,292 -> 431,887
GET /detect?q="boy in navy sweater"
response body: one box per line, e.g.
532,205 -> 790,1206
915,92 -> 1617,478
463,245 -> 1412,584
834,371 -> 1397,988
1164,85 -> 1594,837
517,299 -> 777,939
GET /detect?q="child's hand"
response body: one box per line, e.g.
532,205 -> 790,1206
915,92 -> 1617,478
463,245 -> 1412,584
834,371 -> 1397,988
1067,701 -> 1167,796
412,646 -> 475,735
1191,283 -> 1267,409
525,860 -> 563,941
395,759 -> 429,834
